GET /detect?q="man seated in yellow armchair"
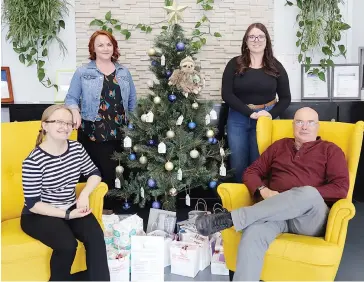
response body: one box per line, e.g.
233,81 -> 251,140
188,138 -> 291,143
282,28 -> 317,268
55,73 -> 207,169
196,107 -> 349,281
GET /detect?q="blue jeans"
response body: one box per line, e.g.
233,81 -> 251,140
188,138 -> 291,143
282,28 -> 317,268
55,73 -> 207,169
227,104 -> 275,183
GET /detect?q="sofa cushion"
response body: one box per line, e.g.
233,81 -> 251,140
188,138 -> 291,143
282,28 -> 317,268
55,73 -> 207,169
1,218 -> 84,264
223,227 -> 341,266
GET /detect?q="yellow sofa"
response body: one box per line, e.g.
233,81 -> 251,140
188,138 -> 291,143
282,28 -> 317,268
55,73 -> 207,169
1,121 -> 108,281
218,118 -> 364,281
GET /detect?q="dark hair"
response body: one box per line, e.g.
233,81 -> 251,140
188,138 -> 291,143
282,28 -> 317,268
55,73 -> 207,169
236,23 -> 279,77
88,30 -> 120,62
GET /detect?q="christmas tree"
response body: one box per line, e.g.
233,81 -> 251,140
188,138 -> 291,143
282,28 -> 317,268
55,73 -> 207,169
111,24 -> 229,211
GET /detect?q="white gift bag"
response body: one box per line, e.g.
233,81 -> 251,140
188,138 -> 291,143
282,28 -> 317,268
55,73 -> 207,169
131,236 -> 164,282
147,230 -> 174,267
211,252 -> 229,276
147,208 -> 177,234
102,214 -> 120,237
113,214 -> 144,250
181,232 -> 211,271
108,251 -> 130,281
170,241 -> 200,278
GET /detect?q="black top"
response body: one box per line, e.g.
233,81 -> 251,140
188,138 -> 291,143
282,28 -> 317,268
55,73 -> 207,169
221,56 -> 291,118
81,71 -> 125,142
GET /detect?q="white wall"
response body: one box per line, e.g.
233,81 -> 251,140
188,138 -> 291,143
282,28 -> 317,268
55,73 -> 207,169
273,0 -> 361,101
1,0 -> 76,103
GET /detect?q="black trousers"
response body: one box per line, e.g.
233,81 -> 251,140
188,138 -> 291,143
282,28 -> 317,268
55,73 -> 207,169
78,131 -> 123,190
20,212 -> 110,281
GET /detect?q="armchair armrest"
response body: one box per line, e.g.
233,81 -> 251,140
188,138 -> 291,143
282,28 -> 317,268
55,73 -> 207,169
75,182 -> 108,227
217,183 -> 255,211
325,198 -> 356,245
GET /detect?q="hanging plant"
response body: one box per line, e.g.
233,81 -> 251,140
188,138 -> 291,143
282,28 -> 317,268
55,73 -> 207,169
286,0 -> 350,81
2,0 -> 69,90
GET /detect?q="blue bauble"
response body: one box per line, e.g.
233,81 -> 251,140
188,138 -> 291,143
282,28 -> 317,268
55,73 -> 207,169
168,94 -> 176,102
127,123 -> 134,130
147,139 -> 155,146
209,181 -> 217,189
212,138 -> 218,144
128,153 -> 136,161
166,70 -> 172,78
208,137 -> 214,143
152,201 -> 161,209
151,60 -> 158,66
147,178 -> 156,188
188,122 -> 196,129
176,42 -> 185,51
123,202 -> 131,210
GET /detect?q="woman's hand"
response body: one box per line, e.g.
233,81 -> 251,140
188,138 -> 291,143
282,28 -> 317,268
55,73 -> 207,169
71,109 -> 81,129
250,112 -> 258,119
76,191 -> 90,212
256,110 -> 272,119
70,208 -> 92,219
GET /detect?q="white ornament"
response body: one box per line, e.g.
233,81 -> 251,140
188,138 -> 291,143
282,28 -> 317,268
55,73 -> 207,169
165,161 -> 174,171
123,136 -> 132,148
205,114 -> 211,125
210,109 -> 218,120
115,178 -> 121,189
115,165 -> 124,174
139,155 -> 147,164
166,130 -> 175,138
176,115 -> 184,125
153,96 -> 161,104
183,92 -> 189,98
140,187 -> 145,198
147,80 -> 153,88
158,142 -> 167,154
169,187 -> 177,196
146,111 -> 154,123
192,102 -> 199,109
161,55 -> 166,66
206,129 -> 214,138
177,168 -> 183,180
141,114 -> 147,122
147,48 -> 156,56
133,145 -> 140,152
220,147 -> 225,157
163,1 -> 188,25
190,149 -> 199,159
220,163 -> 227,176
186,194 -> 191,206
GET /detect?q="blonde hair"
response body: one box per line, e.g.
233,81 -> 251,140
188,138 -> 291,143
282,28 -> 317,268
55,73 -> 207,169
36,104 -> 74,147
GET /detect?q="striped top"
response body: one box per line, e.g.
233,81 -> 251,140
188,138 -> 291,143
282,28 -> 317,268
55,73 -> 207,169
22,140 -> 101,214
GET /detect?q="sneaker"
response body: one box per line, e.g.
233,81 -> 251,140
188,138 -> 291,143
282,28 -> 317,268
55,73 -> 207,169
195,210 -> 233,236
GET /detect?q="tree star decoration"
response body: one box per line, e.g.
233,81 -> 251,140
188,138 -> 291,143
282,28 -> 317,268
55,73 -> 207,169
163,1 -> 188,25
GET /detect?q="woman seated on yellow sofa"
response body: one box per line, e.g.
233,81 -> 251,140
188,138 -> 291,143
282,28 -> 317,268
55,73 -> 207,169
20,105 -> 110,281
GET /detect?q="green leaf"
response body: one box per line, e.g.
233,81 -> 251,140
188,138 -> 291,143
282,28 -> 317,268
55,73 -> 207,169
193,29 -> 201,36
296,0 -> 302,9
285,1 -> 293,6
141,26 -> 146,31
19,54 -> 25,64
203,4 -> 213,10
197,0 -> 203,3
30,48 -> 37,56
201,15 -> 208,22
47,78 -> 51,86
59,20 -> 65,29
27,60 -> 34,67
305,56 -> 311,65
42,48 -> 48,57
105,11 -> 111,21
108,28 -> 113,34
195,22 -> 201,28
102,25 -> 107,31
110,19 -> 117,25
136,24 -> 143,28
299,21 -> 304,27
296,40 -> 300,47
53,84 -> 59,91
327,59 -> 334,67
340,23 -> 351,30
200,37 -> 207,45
114,25 -> 121,31
305,65 -> 310,72
146,26 -> 152,33
214,32 -> 222,37
207,0 -> 214,3
125,31 -> 131,40
26,54 -> 32,61
318,71 -> 326,82
296,31 -> 302,37
298,54 -> 303,63
313,68 -> 319,75
90,19 -> 104,26
162,26 -> 168,30
301,43 -> 307,52
338,44 -> 345,54
38,60 -> 45,68
37,69 -> 45,81
322,46 -> 331,55
121,29 -> 129,35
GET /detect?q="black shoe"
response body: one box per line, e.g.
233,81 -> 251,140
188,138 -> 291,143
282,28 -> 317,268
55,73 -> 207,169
195,210 -> 233,236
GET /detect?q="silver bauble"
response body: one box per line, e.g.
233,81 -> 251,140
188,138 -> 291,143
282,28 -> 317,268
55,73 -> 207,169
169,187 -> 178,196
139,155 -> 148,164
153,96 -> 161,104
147,48 -> 156,56
133,145 -> 139,152
192,102 -> 199,109
166,130 -> 175,138
115,165 -> 124,174
190,149 -> 199,159
206,129 -> 214,138
141,114 -> 147,122
165,161 -> 174,171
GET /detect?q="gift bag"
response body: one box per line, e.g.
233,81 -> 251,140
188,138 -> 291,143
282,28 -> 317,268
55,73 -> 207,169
107,251 -> 130,281
131,236 -> 164,282
170,241 -> 200,278
181,232 -> 211,271
147,208 -> 177,234
113,214 -> 144,250
102,214 -> 121,252
177,199 -> 211,233
147,230 -> 174,267
211,252 -> 229,276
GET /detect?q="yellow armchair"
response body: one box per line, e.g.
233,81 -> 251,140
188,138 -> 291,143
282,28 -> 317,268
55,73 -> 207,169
218,118 -> 364,281
1,121 -> 108,281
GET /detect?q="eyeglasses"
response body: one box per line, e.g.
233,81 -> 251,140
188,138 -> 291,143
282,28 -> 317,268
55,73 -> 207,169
294,120 -> 318,127
45,120 -> 76,128
247,35 -> 266,42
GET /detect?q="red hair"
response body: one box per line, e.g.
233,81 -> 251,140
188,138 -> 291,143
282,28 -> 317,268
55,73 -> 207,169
88,30 -> 120,62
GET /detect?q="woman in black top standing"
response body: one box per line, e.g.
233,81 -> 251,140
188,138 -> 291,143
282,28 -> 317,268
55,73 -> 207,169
222,23 -> 291,183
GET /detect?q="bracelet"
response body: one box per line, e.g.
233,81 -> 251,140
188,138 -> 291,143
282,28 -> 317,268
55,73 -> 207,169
65,209 -> 71,220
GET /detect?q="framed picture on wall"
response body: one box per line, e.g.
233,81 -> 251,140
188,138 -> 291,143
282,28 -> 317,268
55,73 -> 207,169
331,64 -> 361,100
1,67 -> 14,103
301,64 -> 330,100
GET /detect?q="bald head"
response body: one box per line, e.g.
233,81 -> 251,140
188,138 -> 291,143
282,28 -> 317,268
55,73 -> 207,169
294,107 -> 319,122
293,107 -> 320,145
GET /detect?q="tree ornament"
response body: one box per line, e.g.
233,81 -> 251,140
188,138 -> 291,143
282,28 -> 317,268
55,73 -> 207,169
162,2 -> 188,25
115,165 -> 124,175
190,149 -> 199,158
188,121 -> 196,130
127,123 -> 134,130
205,114 -> 211,125
147,178 -> 156,188
147,48 -> 156,56
166,70 -> 172,78
151,60 -> 158,66
129,153 -> 136,161
209,180 -> 217,189
158,142 -> 166,154
210,109 -> 218,120
147,139 -> 155,146
153,96 -> 161,104
220,163 -> 227,176
220,147 -> 225,157
176,115 -> 184,125
123,201 -> 131,210
169,187 -> 178,196
166,130 -> 175,138
176,42 -> 185,51
145,111 -> 154,123
192,102 -> 199,109
152,201 -> 161,209
208,137 -> 214,144
133,145 -> 140,152
165,161 -> 174,171
141,114 -> 147,122
139,155 -> 147,164
206,129 -> 214,138
161,54 -> 166,66
123,136 -> 132,148
177,168 -> 183,180
212,138 -> 218,144
168,94 -> 176,102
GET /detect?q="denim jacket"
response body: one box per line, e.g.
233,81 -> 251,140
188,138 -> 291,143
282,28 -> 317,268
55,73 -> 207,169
64,60 -> 137,121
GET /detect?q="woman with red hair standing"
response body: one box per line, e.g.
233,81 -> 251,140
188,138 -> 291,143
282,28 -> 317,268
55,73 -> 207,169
65,30 -> 137,191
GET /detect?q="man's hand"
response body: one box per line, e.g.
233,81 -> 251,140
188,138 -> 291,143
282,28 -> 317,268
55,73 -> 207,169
77,191 -> 90,212
260,187 -> 279,199
256,110 -> 272,119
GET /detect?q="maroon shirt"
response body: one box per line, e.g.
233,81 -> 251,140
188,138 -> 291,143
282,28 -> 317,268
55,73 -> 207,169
243,137 -> 349,202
